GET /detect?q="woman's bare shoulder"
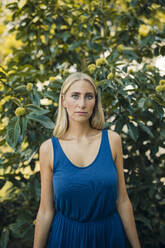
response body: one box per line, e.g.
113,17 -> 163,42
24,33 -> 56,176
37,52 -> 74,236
107,128 -> 121,141
106,129 -> 122,159
39,138 -> 53,170
40,138 -> 52,150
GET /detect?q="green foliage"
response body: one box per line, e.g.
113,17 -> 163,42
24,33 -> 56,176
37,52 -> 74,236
0,0 -> 165,247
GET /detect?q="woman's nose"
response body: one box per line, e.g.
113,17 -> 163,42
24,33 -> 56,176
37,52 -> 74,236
78,97 -> 86,107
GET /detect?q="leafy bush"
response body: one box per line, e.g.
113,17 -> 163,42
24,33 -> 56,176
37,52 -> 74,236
0,0 -> 164,247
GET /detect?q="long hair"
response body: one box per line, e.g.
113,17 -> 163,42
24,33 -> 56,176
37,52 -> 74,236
53,72 -> 105,138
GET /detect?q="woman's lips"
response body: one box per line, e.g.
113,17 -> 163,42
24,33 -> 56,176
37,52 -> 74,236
76,112 -> 87,114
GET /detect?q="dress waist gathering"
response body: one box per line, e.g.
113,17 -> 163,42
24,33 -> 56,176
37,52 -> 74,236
48,209 -> 125,248
55,209 -> 118,224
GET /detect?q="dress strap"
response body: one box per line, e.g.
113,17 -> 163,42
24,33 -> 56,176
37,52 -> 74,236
51,136 -> 57,172
104,129 -> 116,168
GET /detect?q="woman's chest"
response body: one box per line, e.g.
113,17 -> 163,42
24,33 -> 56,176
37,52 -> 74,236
58,138 -> 116,168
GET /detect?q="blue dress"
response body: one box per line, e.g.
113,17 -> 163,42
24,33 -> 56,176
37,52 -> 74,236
47,128 -> 126,248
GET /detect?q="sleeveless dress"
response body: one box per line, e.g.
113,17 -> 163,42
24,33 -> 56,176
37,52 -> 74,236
47,128 -> 126,248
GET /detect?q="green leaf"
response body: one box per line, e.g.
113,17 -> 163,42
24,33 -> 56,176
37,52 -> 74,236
127,122 -> 139,141
115,117 -> 125,133
68,41 -> 82,50
14,119 -> 21,145
26,106 -> 50,115
62,31 -> 71,42
154,46 -> 159,56
25,104 -> 47,110
44,32 -> 49,44
152,95 -> 165,107
44,91 -> 59,101
31,109 -> 50,115
138,98 -> 145,109
33,88 -> 40,106
6,2 -> 18,10
138,121 -> 154,138
0,179 -> 6,189
160,46 -> 165,56
21,117 -> 28,136
135,215 -> 153,231
25,104 -> 50,115
26,114 -> 55,129
123,50 -> 139,60
6,117 -> 21,148
0,72 -> 6,78
0,228 -> 9,248
11,97 -> 22,107
14,85 -> 26,91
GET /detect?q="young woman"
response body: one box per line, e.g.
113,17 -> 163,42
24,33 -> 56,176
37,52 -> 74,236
33,72 -> 141,248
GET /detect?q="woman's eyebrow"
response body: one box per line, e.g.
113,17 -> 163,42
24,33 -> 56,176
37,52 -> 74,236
71,91 -> 94,95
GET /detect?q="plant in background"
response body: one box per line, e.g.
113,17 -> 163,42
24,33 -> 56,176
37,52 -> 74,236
0,0 -> 164,247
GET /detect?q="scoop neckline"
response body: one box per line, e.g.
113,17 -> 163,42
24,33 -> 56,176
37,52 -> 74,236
56,129 -> 104,169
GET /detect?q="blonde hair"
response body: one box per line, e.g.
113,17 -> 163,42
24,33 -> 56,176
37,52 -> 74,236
53,72 -> 105,137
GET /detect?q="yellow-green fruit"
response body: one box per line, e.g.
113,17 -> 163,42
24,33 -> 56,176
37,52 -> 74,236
128,115 -> 133,120
50,23 -> 56,35
96,57 -> 107,66
61,70 -> 67,76
0,82 -> 5,91
88,64 -> 96,73
151,3 -> 160,9
53,102 -> 58,107
128,69 -> 133,73
4,96 -> 11,102
139,24 -> 151,36
15,107 -> 26,116
40,35 -> 46,44
49,77 -> 56,82
107,72 -> 113,80
146,100 -> 153,107
95,81 -> 101,86
117,44 -> 124,52
1,99 -> 5,105
60,25 -> 68,30
26,83 -> 33,91
156,85 -> 165,92
146,65 -> 154,70
159,79 -> 165,86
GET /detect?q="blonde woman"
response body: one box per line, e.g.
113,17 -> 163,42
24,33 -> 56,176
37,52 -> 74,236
33,72 -> 141,248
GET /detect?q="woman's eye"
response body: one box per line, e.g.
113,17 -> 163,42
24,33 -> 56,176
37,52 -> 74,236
87,95 -> 93,99
72,94 -> 79,99
72,95 -> 93,99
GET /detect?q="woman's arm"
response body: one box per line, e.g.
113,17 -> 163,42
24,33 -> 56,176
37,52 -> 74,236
33,139 -> 55,248
109,130 -> 141,248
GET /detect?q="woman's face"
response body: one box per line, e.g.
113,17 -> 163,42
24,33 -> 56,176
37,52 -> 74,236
62,79 -> 96,123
